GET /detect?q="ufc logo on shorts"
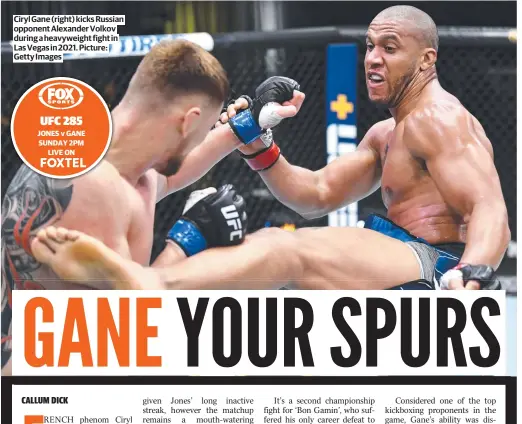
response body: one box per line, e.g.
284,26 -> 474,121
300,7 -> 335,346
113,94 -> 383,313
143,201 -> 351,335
221,205 -> 242,241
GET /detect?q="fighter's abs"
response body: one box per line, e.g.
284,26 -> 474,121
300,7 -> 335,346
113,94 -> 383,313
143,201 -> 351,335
379,135 -> 466,245
388,200 -> 466,244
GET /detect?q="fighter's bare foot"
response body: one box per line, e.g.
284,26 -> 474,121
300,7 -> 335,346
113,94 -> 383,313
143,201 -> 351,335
31,227 -> 161,290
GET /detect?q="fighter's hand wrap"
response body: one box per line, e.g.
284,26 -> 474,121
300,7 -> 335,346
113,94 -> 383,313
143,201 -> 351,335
166,185 -> 247,257
228,76 -> 300,145
238,133 -> 281,171
440,263 -> 501,290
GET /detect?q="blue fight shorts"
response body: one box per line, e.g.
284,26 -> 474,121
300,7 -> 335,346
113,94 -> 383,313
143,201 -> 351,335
364,214 -> 465,290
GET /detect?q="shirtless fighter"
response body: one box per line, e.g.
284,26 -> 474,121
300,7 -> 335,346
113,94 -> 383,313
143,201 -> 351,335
30,6 -> 509,292
1,39 -> 302,373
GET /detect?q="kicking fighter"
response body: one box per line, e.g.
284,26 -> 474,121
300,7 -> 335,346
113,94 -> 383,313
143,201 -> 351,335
1,39 -> 300,373
30,5 -> 508,293
218,5 -> 510,291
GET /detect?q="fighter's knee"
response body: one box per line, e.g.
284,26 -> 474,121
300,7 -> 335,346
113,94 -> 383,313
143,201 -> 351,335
292,228 -> 332,271
250,227 -> 303,277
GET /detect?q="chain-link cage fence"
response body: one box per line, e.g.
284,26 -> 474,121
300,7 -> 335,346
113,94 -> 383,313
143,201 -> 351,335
1,28 -> 516,266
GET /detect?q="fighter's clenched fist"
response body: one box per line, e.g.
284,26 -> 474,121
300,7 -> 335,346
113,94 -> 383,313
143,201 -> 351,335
167,185 -> 248,257
216,76 -> 306,148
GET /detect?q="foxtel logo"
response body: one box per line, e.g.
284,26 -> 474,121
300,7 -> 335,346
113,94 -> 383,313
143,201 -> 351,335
38,82 -> 84,110
25,415 -> 74,424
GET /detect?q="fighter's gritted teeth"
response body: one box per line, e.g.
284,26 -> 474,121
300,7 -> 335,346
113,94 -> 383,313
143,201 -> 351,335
368,72 -> 384,82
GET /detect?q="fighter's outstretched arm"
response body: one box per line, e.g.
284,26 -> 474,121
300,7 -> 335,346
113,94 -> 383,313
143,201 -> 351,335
404,104 -> 510,277
253,135 -> 381,219
226,102 -> 388,219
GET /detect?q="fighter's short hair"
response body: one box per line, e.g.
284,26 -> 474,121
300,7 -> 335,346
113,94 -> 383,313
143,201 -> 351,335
373,5 -> 439,51
129,39 -> 229,104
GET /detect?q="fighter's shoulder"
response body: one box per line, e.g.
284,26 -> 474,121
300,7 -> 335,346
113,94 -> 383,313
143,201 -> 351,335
405,100 -> 469,131
52,161 -> 135,237
403,101 -> 472,157
74,161 -> 125,192
361,118 -> 395,151
62,160 -> 130,210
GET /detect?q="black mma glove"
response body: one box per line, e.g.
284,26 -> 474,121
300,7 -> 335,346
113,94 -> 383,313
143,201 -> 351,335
440,263 -> 501,290
166,185 -> 247,257
228,76 -> 300,145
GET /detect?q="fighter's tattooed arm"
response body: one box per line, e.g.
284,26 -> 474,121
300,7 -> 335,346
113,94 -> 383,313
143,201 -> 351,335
1,165 -> 73,370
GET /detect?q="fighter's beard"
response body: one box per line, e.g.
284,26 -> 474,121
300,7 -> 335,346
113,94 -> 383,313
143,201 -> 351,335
371,67 -> 417,110
157,157 -> 183,177
389,77 -> 414,108
388,65 -> 420,109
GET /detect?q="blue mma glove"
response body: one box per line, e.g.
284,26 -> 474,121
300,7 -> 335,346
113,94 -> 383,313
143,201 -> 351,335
228,76 -> 300,145
167,185 -> 247,257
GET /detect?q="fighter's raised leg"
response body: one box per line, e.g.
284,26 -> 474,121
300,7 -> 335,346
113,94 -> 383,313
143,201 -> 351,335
156,225 -> 422,290
33,224 -> 422,290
